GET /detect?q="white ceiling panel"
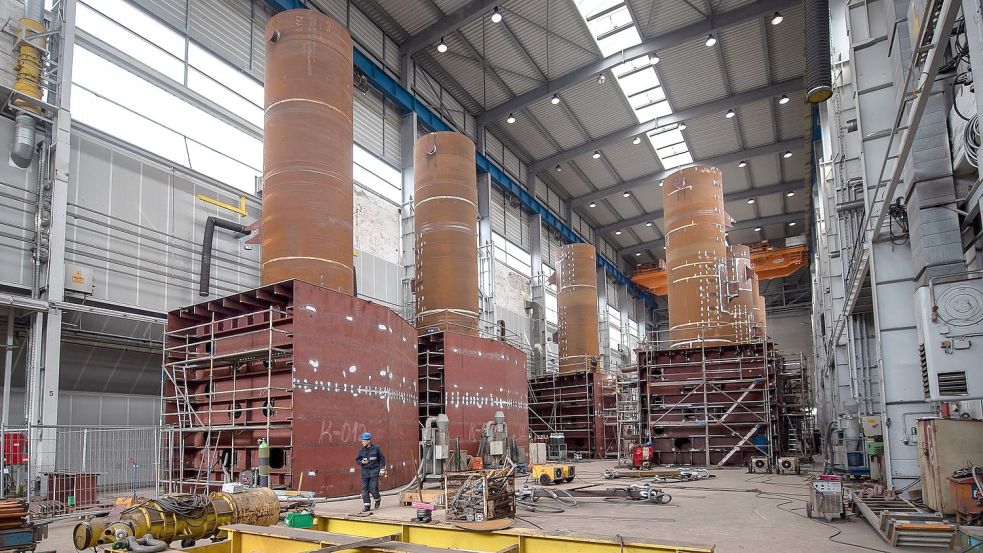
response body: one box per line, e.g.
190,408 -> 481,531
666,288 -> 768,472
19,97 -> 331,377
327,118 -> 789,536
737,98 -> 777,148
658,36 -> 730,110
719,18 -> 770,94
685,112 -> 741,159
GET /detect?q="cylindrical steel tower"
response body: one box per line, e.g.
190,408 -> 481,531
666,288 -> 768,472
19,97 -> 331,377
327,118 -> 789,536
556,243 -> 600,372
261,10 -> 354,293
413,132 -> 479,335
663,166 -> 732,349
750,273 -> 766,340
727,244 -> 755,343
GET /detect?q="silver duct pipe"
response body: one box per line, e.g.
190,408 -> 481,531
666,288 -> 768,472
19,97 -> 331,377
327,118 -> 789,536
11,0 -> 45,168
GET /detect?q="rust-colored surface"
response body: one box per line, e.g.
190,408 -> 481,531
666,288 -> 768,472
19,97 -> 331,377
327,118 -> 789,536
163,280 -> 418,497
756,293 -> 767,339
631,244 -> 806,296
750,274 -> 766,339
663,166 -> 731,349
527,370 -> 615,458
414,132 -> 479,336
418,332 -> 528,453
556,243 -> 600,372
726,244 -> 755,343
261,11 -> 354,293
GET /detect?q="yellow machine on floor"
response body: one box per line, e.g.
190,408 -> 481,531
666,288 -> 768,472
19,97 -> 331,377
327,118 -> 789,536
530,463 -> 575,485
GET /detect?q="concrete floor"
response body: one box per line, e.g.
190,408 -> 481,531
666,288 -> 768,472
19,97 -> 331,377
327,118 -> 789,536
37,460 -> 949,552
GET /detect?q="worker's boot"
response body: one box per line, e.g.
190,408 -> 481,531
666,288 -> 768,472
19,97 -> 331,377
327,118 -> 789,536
373,499 -> 381,510
362,504 -> 371,512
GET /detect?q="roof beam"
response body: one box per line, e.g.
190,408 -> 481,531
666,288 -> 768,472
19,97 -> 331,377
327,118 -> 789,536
530,79 -> 801,174
478,0 -> 798,124
401,0 -> 500,57
619,212 -> 804,256
571,139 -> 801,207
596,180 -> 804,234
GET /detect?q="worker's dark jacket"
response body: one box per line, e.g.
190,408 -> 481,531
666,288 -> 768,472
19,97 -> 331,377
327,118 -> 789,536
355,444 -> 385,476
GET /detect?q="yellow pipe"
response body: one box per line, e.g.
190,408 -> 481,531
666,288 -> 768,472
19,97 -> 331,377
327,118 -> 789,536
13,17 -> 45,110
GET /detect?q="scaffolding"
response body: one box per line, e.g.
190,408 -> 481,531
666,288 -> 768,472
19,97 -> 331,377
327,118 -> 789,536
527,370 -> 616,458
777,353 -> 815,457
636,339 -> 781,467
615,368 -> 641,465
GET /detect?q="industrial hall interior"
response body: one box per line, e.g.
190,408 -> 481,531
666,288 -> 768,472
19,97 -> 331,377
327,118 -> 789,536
3,0 -> 983,551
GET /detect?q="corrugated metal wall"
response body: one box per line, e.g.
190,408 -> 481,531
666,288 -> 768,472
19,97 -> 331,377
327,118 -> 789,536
0,118 -> 37,291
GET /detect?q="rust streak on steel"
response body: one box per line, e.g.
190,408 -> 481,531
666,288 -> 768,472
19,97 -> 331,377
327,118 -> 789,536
557,243 -> 600,373
414,132 -> 479,336
261,10 -> 354,294
663,166 -> 733,349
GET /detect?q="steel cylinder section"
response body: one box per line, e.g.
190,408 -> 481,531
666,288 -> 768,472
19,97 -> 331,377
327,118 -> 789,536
663,166 -> 732,349
726,244 -> 755,343
261,11 -> 355,293
755,293 -> 767,339
413,132 -> 480,336
556,243 -> 601,372
750,273 -> 765,339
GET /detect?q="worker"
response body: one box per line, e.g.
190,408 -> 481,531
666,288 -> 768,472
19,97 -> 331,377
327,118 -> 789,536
355,432 -> 385,511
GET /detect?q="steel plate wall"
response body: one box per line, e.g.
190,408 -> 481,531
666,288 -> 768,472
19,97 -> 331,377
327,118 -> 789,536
663,166 -> 732,349
751,273 -> 765,338
727,244 -> 755,343
556,243 -> 600,372
413,132 -> 479,335
262,11 -> 354,293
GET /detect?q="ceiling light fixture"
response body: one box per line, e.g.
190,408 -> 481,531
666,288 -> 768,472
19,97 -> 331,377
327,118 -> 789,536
678,122 -> 687,130
635,252 -> 642,256
633,136 -> 641,145
649,52 -> 660,65
597,73 -> 606,85
786,191 -> 795,197
754,227 -> 762,232
551,93 -> 561,105
555,164 -> 562,172
645,221 -> 653,227
779,94 -> 790,105
771,11 -> 784,25
725,108 -> 735,118
436,37 -> 448,53
623,191 -> 631,198
589,202 -> 597,208
747,198 -> 756,204
506,113 -> 516,124
789,221 -> 797,226
783,150 -> 793,158
705,33 -> 717,47
490,6 -> 502,23
658,180 -> 664,187
738,160 -> 747,168
615,230 -> 622,235
592,150 -> 601,159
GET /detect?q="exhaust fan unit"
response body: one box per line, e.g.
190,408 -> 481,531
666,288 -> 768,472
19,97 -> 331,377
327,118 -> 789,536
749,456 -> 770,474
914,273 -> 983,400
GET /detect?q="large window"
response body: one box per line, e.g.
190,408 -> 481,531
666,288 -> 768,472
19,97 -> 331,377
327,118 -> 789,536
492,232 -> 532,277
354,145 -> 401,204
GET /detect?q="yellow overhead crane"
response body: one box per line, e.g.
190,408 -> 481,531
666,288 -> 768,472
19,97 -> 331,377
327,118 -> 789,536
183,515 -> 715,553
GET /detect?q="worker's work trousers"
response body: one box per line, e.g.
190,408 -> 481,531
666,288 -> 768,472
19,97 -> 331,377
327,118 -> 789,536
361,473 -> 380,505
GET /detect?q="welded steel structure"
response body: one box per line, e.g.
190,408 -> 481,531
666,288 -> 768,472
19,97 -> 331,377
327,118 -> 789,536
556,243 -> 601,372
663,167 -> 732,349
527,370 -> 616,458
162,280 -> 419,496
261,10 -> 354,293
418,332 -> 528,452
637,342 -> 781,466
726,245 -> 755,343
414,132 -> 479,336
751,274 -> 766,338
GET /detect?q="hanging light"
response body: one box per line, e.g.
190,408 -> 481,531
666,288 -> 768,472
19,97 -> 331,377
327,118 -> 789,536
747,198 -> 756,204
551,93 -> 561,105
635,252 -> 642,256
789,221 -> 797,226
592,150 -> 601,159
623,191 -> 631,198
705,33 -> 717,47
589,202 -> 597,208
678,122 -> 687,130
490,6 -> 502,23
633,136 -> 642,145
658,180 -> 664,187
436,37 -> 448,53
597,73 -> 606,85
786,191 -> 795,197
649,52 -> 660,65
783,150 -> 793,158
506,113 -> 516,124
754,227 -> 762,232
725,108 -> 736,118
645,221 -> 653,227
615,230 -> 622,235
555,164 -> 562,172
779,94 -> 790,105
771,11 -> 784,25
738,160 -> 747,168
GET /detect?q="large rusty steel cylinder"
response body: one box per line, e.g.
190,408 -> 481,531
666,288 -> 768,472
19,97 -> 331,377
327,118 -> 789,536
751,273 -> 766,339
727,244 -> 755,343
557,243 -> 601,372
663,166 -> 732,349
261,11 -> 354,294
414,132 -> 479,335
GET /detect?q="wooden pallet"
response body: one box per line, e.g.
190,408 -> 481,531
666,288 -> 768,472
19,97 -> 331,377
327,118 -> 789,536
399,489 -> 444,506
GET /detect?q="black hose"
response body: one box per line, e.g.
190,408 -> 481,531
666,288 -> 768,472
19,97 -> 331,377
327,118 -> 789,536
198,217 -> 249,296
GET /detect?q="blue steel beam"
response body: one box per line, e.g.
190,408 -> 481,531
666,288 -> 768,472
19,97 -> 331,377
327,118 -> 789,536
264,0 -> 303,11
352,49 -> 655,307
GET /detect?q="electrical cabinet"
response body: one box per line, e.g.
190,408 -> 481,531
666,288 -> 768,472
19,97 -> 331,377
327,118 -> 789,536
914,275 -> 983,400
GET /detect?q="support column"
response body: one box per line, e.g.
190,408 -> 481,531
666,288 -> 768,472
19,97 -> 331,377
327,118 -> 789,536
527,214 -> 547,376
475,125 -> 495,335
596,266 -> 609,372
400,111 -> 417,315
618,284 -> 630,367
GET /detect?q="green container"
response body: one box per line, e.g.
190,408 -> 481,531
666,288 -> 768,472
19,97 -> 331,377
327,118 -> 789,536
285,512 -> 314,529
866,441 -> 884,455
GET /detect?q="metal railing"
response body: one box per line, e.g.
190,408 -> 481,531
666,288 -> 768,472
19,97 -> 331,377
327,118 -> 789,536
0,424 -> 160,518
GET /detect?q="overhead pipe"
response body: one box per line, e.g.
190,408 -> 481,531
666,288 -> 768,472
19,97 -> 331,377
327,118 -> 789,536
11,0 -> 46,168
198,216 -> 249,297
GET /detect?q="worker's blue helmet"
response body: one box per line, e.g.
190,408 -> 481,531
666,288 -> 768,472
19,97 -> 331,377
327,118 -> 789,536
360,432 -> 372,441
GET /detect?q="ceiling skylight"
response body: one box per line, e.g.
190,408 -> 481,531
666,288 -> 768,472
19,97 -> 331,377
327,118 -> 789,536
574,1 -> 693,170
